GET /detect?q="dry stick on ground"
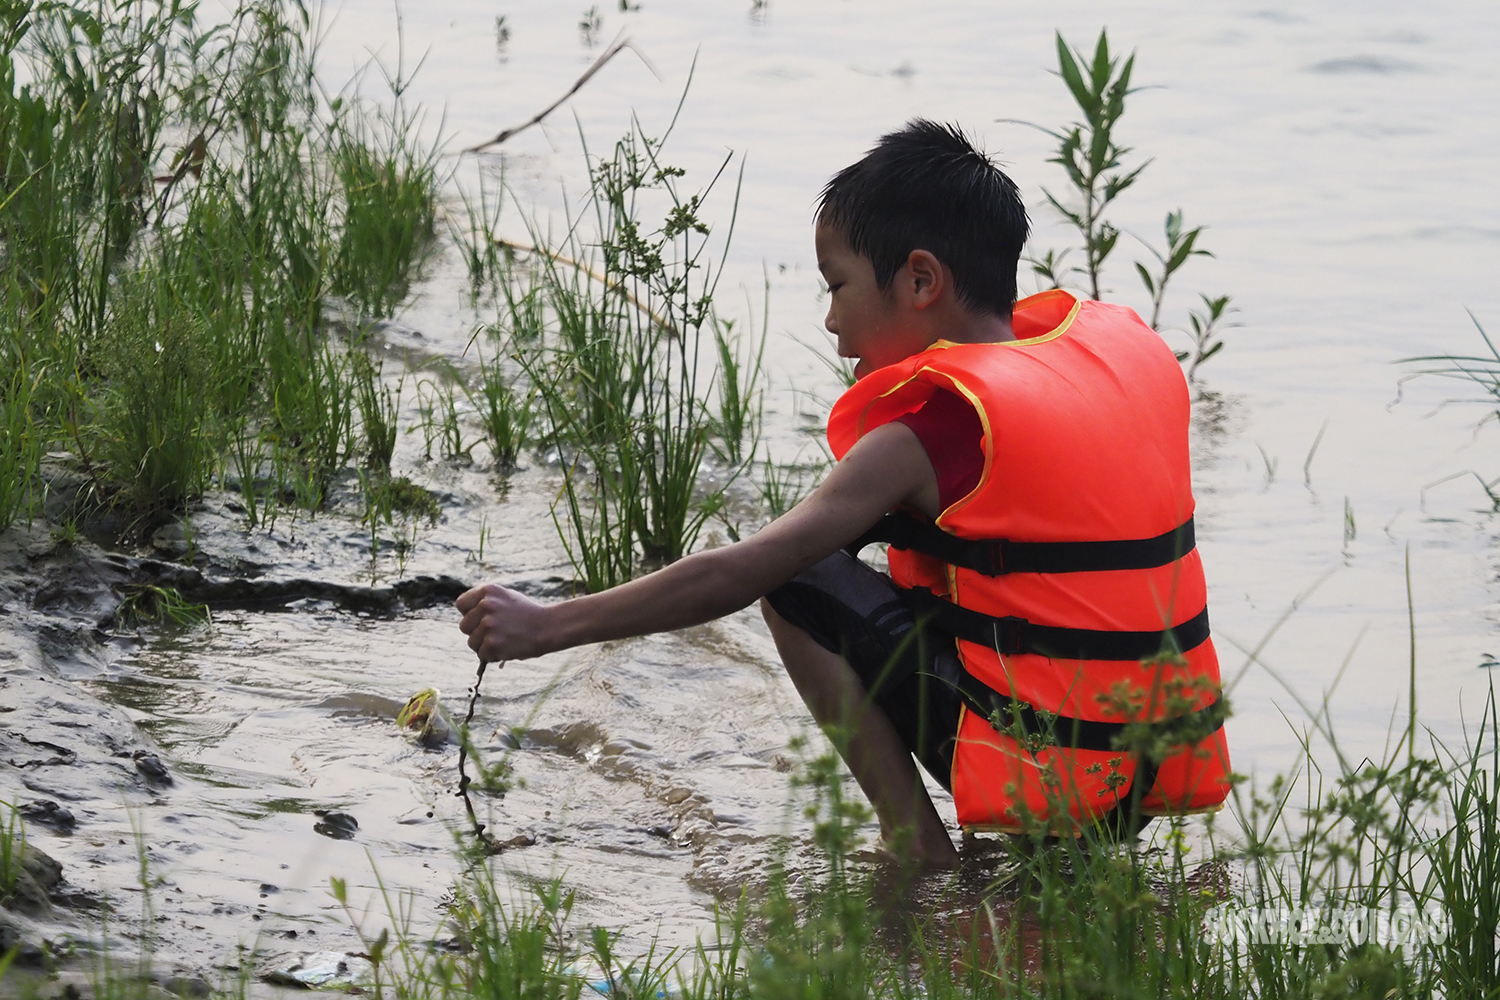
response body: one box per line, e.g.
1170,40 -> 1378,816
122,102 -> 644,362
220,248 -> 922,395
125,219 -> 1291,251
462,35 -> 653,154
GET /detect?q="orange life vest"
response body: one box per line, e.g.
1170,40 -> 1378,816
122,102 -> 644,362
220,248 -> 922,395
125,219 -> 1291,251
827,289 -> 1232,833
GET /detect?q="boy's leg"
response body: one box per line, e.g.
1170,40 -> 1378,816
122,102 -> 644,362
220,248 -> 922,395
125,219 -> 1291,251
761,598 -> 959,867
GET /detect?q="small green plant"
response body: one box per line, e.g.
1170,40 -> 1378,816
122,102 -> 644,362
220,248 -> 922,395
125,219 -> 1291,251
1399,313 -> 1500,508
1016,30 -> 1238,376
470,513 -> 492,563
415,371 -> 472,462
578,5 -> 602,46
0,800 -> 24,899
711,307 -> 767,466
353,351 -> 403,473
1134,209 -> 1211,331
50,517 -> 81,548
449,169 -> 506,292
370,474 -> 441,522
1180,293 -> 1237,381
360,472 -> 439,581
115,584 -> 210,629
468,343 -> 534,468
1026,30 -> 1148,302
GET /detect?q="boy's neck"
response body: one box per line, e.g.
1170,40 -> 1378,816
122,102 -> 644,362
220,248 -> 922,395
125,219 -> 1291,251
923,305 -> 1016,347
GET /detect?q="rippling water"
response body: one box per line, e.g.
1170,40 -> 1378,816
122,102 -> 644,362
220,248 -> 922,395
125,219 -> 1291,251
24,0 -> 1500,974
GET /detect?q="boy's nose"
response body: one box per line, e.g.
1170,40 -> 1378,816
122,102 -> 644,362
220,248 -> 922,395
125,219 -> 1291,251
823,307 -> 837,336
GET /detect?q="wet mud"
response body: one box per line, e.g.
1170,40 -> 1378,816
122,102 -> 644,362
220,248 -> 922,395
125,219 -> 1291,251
0,448 -> 880,995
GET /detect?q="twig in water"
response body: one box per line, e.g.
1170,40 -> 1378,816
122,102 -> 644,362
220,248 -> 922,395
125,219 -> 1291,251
463,36 -> 654,153
457,657 -> 503,847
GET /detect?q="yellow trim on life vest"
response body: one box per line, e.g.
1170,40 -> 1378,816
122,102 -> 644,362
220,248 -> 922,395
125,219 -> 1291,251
1006,289 -> 1082,347
854,370 -> 926,441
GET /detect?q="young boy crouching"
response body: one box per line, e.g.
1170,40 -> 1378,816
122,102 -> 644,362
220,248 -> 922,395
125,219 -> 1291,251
458,120 -> 1232,866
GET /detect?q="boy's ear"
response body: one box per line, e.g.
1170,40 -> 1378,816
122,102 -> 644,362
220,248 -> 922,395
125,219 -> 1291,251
905,249 -> 945,310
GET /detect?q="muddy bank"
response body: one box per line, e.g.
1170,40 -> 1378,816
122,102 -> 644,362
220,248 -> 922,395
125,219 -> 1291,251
0,444 -> 900,995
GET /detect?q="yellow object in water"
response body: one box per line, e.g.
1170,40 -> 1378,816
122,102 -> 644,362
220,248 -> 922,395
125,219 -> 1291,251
397,689 -> 454,748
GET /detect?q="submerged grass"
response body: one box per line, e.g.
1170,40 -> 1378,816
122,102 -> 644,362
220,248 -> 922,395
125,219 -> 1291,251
114,584 -> 210,628
1400,312 -> 1500,508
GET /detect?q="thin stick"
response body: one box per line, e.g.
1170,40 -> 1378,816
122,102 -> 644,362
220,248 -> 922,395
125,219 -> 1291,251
491,239 -> 675,335
463,36 -> 650,154
457,657 -> 503,846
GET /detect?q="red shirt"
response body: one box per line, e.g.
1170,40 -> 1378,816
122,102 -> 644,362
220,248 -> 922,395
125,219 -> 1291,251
895,389 -> 984,511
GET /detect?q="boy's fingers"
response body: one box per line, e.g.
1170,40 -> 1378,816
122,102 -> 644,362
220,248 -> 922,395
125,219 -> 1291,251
455,586 -> 484,613
459,608 -> 479,635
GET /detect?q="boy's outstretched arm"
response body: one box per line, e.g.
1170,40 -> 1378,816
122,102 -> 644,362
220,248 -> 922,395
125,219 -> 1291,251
457,421 -> 941,662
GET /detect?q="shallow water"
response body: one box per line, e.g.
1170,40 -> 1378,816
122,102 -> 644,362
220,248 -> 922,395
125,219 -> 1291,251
10,0 -> 1500,977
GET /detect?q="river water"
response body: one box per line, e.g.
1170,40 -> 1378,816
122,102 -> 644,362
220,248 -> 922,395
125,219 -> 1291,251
10,0 -> 1500,983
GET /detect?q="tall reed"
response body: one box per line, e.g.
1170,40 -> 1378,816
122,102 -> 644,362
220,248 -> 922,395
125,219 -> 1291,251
501,113 -> 757,590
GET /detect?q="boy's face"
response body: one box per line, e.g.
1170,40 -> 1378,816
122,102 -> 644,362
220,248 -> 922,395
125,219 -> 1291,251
815,222 -> 925,380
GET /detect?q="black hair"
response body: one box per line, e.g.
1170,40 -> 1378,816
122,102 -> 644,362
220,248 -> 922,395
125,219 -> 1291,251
817,120 -> 1029,318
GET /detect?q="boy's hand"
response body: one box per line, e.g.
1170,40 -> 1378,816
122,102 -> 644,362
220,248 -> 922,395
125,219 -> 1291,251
456,584 -> 551,662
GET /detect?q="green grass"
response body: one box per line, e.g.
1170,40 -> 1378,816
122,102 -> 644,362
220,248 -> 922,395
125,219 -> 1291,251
0,0 -> 440,536
0,799 -> 23,899
355,351 -> 404,474
330,96 -> 441,318
115,584 -> 210,629
498,111 -> 759,591
0,350 -> 43,532
468,342 -> 536,469
1400,313 -> 1500,508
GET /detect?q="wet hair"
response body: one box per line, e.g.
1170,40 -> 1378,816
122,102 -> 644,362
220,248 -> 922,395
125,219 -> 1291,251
817,120 -> 1029,318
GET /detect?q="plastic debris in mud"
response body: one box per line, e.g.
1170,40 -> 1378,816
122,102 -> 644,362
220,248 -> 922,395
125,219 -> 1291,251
396,688 -> 456,748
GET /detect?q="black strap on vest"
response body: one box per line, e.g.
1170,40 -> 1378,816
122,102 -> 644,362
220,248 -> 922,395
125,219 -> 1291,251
904,586 -> 1212,661
849,512 -> 1196,577
944,663 -> 1226,754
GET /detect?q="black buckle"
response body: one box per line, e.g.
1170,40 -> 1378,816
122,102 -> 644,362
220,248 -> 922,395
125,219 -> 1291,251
980,540 -> 1008,575
989,615 -> 1026,656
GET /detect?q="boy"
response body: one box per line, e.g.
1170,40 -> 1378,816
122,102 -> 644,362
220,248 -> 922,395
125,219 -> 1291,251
457,120 -> 1231,867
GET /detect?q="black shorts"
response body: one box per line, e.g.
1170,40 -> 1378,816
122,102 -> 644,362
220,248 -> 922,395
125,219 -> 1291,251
764,550 -> 965,790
